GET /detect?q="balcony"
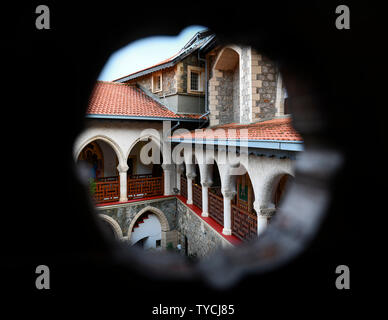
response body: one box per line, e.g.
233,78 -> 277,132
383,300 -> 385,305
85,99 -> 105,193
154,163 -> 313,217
92,175 -> 164,204
179,175 -> 255,243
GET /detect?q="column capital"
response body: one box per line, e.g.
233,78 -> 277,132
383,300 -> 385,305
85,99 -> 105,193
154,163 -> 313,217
176,163 -> 185,174
117,163 -> 129,173
258,207 -> 276,218
186,172 -> 196,180
222,189 -> 237,199
162,163 -> 175,171
201,180 -> 213,188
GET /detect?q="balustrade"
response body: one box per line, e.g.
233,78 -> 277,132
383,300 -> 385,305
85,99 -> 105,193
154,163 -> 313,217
231,204 -> 257,241
208,188 -> 224,225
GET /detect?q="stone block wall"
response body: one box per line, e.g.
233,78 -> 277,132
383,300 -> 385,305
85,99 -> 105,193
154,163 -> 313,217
96,197 -> 177,238
96,196 -> 232,256
176,199 -> 232,258
251,50 -> 279,121
176,55 -> 205,94
208,67 -> 240,126
126,66 -> 177,97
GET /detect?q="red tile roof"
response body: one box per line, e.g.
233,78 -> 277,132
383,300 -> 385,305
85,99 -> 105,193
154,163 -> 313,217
86,81 -> 203,120
170,117 -> 302,141
113,53 -> 178,82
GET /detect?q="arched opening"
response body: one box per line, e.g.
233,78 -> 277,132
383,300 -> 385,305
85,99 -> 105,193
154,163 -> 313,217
100,219 -> 117,239
210,47 -> 240,124
130,211 -> 162,250
127,138 -> 164,200
77,139 -> 120,204
272,173 -> 294,217
231,169 -> 257,241
98,214 -> 123,240
127,206 -> 170,250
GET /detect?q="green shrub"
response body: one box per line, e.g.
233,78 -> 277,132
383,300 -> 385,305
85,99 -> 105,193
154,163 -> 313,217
88,177 -> 96,196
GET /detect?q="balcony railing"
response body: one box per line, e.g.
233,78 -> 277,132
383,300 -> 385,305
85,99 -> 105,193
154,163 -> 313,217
192,182 -> 202,209
208,188 -> 224,226
231,204 -> 257,241
94,177 -> 120,203
127,176 -> 164,200
180,175 -> 187,199
92,175 -> 164,204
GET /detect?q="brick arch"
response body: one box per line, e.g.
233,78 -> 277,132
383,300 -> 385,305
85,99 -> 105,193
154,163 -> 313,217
99,214 -> 123,239
127,206 -> 170,240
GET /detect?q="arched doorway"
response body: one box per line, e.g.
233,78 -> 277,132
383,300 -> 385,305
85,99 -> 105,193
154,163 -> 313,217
130,211 -> 162,250
128,206 -> 170,250
77,139 -> 120,204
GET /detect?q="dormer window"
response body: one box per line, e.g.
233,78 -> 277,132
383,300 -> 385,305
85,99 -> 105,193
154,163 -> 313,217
187,66 -> 204,93
152,72 -> 162,93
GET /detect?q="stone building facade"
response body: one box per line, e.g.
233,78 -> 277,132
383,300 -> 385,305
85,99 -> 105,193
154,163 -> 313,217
74,29 -> 301,258
207,45 -> 287,126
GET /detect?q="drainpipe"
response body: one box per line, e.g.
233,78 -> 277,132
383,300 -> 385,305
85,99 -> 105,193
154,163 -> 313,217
198,50 -> 208,113
170,120 -> 181,133
198,50 -> 209,129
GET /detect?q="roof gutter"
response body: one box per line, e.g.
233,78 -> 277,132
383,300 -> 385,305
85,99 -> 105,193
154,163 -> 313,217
169,138 -> 304,151
86,114 -> 206,123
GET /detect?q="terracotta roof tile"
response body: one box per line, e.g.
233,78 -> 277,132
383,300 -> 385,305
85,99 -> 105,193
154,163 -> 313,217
170,117 -> 302,141
86,81 -> 203,120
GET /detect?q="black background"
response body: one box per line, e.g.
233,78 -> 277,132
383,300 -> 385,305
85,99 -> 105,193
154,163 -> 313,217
1,1 -> 383,317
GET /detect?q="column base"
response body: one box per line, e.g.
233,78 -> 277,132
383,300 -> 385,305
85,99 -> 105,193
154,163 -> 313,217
119,197 -> 128,203
222,228 -> 232,235
201,212 -> 209,217
187,200 -> 193,205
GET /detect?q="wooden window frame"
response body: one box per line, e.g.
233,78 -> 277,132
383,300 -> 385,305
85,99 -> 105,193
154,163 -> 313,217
187,65 -> 204,94
152,72 -> 163,93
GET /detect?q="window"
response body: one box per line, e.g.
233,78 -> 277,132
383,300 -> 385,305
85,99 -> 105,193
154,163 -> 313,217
190,71 -> 199,91
156,239 -> 161,248
187,66 -> 204,93
152,72 -> 162,92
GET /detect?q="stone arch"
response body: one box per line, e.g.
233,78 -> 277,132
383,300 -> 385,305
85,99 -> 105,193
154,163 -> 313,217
99,214 -> 123,239
261,170 -> 295,209
230,162 -> 255,211
125,133 -> 162,162
127,206 -> 170,240
74,134 -> 126,168
209,46 -> 242,126
213,46 -> 241,71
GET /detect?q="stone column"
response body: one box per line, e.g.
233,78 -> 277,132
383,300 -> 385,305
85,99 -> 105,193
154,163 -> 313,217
162,164 -> 175,196
176,164 -> 185,195
186,172 -> 196,205
201,181 -> 212,217
117,164 -> 129,202
222,190 -> 236,235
